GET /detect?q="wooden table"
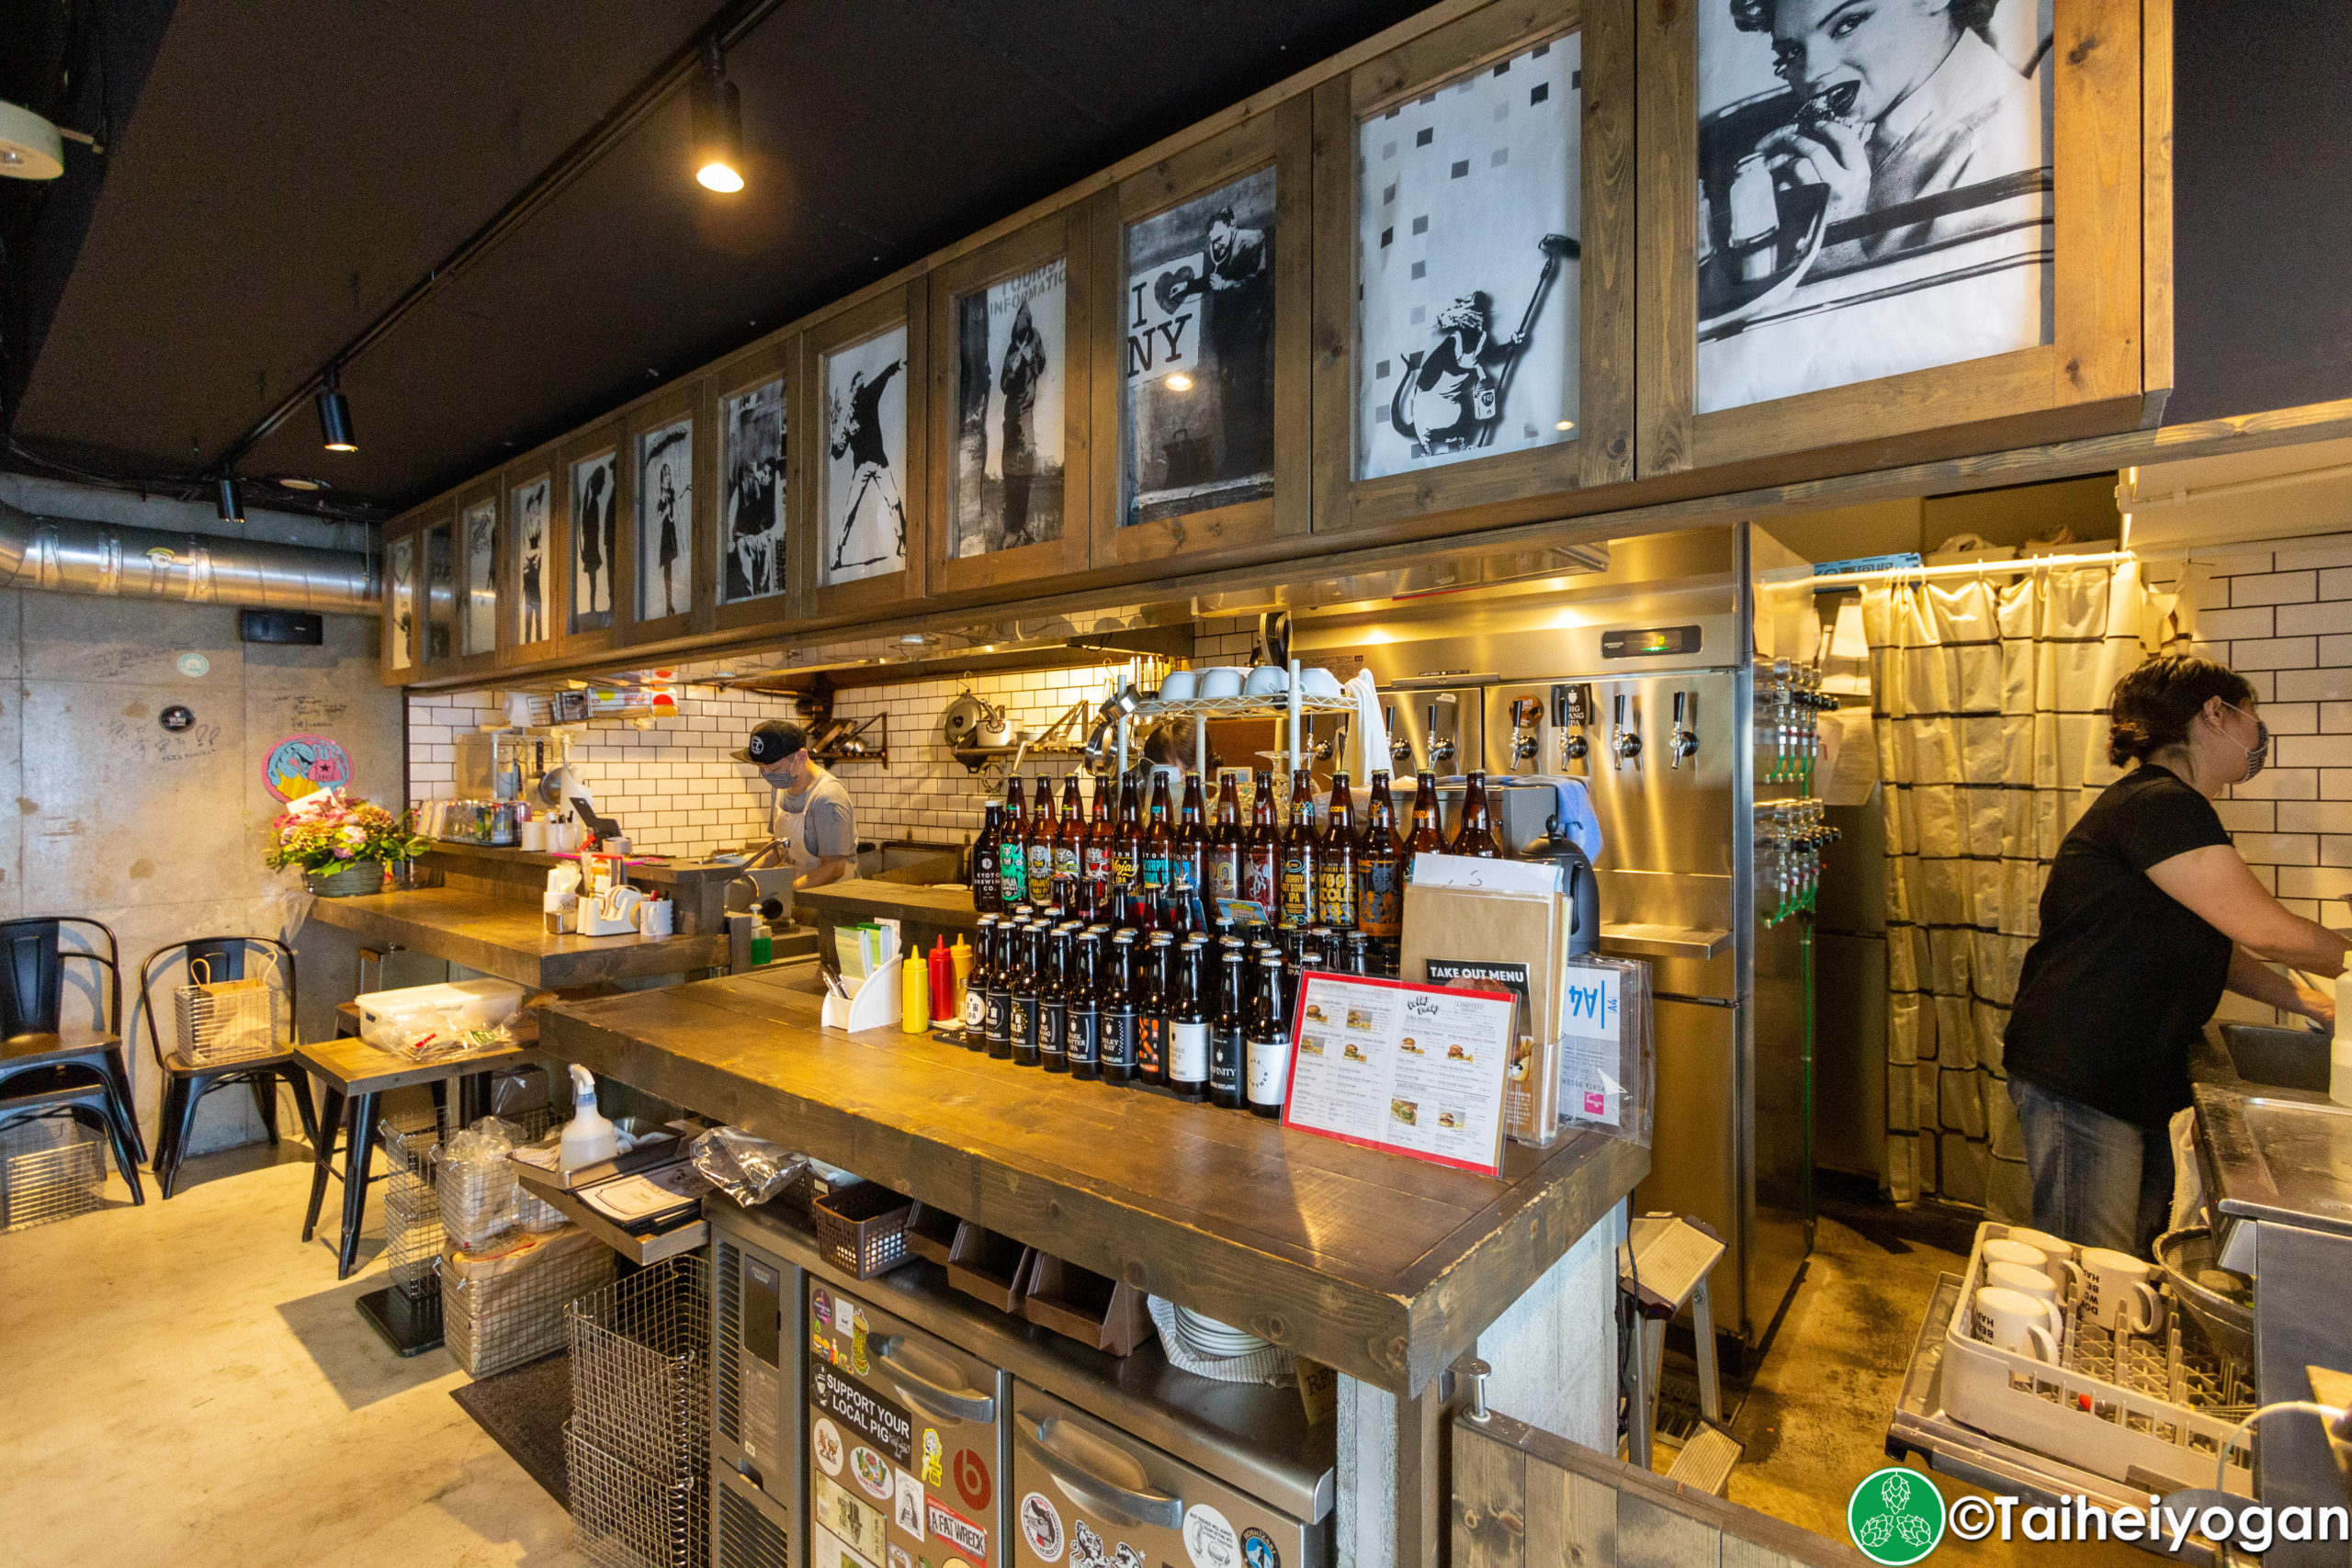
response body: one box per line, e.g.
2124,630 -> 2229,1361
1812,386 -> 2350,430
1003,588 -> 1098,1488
302,886 -> 732,990
544,965 -> 1645,1396
292,1027 -> 548,1280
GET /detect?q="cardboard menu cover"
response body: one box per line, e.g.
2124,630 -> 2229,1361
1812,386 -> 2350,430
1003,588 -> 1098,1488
1282,970 -> 1518,1177
1398,882 -> 1566,1146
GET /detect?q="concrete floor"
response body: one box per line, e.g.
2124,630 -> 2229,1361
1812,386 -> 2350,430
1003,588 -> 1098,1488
1717,1179 -> 2147,1566
0,1135 -> 585,1568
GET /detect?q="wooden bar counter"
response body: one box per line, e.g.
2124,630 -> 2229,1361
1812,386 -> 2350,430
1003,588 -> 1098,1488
541,964 -> 1645,1397
303,886 -> 731,989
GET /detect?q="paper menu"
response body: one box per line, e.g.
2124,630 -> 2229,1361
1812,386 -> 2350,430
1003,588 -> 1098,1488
1283,971 -> 1517,1177
1555,961 -> 1623,1128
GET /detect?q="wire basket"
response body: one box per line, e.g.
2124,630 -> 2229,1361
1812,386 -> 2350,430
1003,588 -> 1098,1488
173,964 -> 285,1066
443,1224 -> 612,1378
0,1115 -> 109,1233
379,1110 -> 447,1298
566,1419 -> 705,1568
567,1252 -> 710,1481
810,1180 -> 913,1279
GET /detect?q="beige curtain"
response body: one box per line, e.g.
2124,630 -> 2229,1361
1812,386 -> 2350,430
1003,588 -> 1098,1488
1863,563 -> 2151,1217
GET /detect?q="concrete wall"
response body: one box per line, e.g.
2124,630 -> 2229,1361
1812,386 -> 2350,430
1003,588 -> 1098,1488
0,479 -> 402,1156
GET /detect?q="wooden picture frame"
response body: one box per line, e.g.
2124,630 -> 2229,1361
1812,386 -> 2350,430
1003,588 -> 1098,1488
379,514 -> 421,685
1633,0 -> 2162,487
795,279 -> 929,624
929,209 -> 1092,599
548,421 -> 623,664
449,479 -> 502,678
1089,97 -> 1314,574
502,453 -> 560,664
709,338 -> 795,635
619,382 -> 703,643
1310,0 -> 1636,542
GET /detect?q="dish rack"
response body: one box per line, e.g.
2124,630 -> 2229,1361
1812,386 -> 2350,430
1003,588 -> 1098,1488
1942,1223 -> 2255,1497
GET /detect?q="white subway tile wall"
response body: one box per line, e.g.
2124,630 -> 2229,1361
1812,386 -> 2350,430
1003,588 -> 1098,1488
400,620 -> 1266,860
2152,535 -> 2352,1021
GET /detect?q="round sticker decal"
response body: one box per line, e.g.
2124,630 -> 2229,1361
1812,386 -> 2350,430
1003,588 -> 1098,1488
1845,1467 -> 1945,1565
852,1444 -> 894,1501
1184,1503 -> 1240,1568
954,1446 -> 992,1510
1240,1527 -> 1282,1568
262,733 -> 352,802
812,1416 -> 844,1478
1019,1491 -> 1066,1563
176,653 -> 210,678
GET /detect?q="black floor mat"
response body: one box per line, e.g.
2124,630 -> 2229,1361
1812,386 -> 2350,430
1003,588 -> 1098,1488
450,1350 -> 572,1507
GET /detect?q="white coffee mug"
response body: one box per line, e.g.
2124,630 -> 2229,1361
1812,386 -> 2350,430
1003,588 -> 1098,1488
632,897 -> 673,938
1982,1237 -> 2079,1299
1975,1285 -> 2063,1361
1158,670 -> 1199,702
1244,665 -> 1289,697
1198,666 -> 1246,699
1298,666 -> 1344,698
2005,1227 -> 2076,1260
2077,1247 -> 2162,1333
1986,1259 -> 2065,1310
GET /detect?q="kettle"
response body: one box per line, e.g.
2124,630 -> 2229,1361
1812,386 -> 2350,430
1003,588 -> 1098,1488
1520,813 -> 1600,956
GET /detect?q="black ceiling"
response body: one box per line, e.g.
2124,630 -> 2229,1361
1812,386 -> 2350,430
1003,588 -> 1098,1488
3,0 -> 1431,514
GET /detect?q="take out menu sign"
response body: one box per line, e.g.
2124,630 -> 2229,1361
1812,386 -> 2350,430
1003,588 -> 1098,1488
1283,970 -> 1517,1177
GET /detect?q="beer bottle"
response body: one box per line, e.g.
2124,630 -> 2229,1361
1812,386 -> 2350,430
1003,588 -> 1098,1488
1055,775 -> 1084,905
1450,768 -> 1502,858
965,915 -> 998,1049
1168,936 -> 1211,1103
1141,770 -> 1174,899
1357,770 -> 1405,945
998,778 -> 1029,915
1067,925 -> 1104,1079
1027,780 -> 1059,906
1241,770 -> 1280,915
1402,770 -> 1445,886
984,916 -> 1016,1059
1208,771 -> 1243,908
1080,773 -> 1114,918
970,803 -> 1002,913
1111,774 -> 1143,912
1101,930 -> 1140,1086
1174,773 -> 1209,927
1279,769 -> 1317,931
1007,920 -> 1040,1066
1317,772 -> 1359,931
1136,931 -> 1173,1088
1038,922 -> 1075,1073
1211,935 -> 1248,1110
1245,952 -> 1292,1119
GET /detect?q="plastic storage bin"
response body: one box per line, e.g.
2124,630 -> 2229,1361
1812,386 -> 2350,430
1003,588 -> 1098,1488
356,978 -> 526,1049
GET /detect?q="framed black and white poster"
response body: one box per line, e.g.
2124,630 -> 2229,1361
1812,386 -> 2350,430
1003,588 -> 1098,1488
510,475 -> 551,646
569,449 -> 617,633
424,522 -> 454,662
949,259 -> 1067,558
1354,37 -> 1582,481
1694,0 -> 2054,413
633,421 -> 692,621
461,497 -> 497,656
719,379 -> 785,604
1125,168 -> 1275,527
387,533 -> 415,671
820,324 -> 910,587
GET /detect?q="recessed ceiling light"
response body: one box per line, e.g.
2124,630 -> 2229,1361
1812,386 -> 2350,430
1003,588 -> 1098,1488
1555,420 -> 1575,431
0,100 -> 64,181
1165,373 -> 1193,392
274,476 -> 329,491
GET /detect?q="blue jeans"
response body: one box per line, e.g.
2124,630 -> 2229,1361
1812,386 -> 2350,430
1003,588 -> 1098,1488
2007,1077 -> 2174,1257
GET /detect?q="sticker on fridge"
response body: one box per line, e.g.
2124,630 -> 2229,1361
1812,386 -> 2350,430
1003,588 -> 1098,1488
927,1495 -> 989,1562
810,1356 -> 915,1467
1184,1504 -> 1240,1568
812,1416 -> 845,1478
815,1475 -> 891,1564
1019,1492 -> 1066,1562
922,1427 -> 944,1487
813,1526 -> 882,1568
894,1469 -> 926,1539
852,1445 -> 894,1502
1240,1528 -> 1282,1568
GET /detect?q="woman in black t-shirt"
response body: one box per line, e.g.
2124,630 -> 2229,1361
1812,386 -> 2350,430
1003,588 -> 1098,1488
2005,655 -> 2347,1255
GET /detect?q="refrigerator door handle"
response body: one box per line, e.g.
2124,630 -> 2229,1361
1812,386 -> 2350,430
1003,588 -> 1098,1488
874,1338 -> 996,1424
1015,1412 -> 1185,1529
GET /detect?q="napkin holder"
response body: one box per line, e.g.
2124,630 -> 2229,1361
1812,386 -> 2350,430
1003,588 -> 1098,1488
821,958 -> 901,1032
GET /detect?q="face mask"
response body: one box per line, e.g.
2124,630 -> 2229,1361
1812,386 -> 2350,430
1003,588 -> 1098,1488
2219,700 -> 2269,782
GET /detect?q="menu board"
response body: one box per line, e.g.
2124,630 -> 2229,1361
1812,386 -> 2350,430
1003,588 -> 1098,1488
1283,971 -> 1517,1177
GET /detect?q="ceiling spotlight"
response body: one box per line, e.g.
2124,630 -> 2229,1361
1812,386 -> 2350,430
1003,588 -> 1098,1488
690,39 -> 744,193
0,100 -> 64,181
1164,373 -> 1193,392
215,477 -> 245,525
316,366 -> 356,452
1555,420 -> 1575,431
273,475 -> 328,491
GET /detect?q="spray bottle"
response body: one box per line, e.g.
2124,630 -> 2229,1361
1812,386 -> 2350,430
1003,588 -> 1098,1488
561,1064 -> 620,1172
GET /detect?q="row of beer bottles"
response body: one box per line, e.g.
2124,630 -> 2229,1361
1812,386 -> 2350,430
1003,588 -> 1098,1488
969,765 -> 1506,930
959,911 -> 1373,1115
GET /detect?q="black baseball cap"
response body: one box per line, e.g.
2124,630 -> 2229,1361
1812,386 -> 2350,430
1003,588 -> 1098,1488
735,720 -> 808,766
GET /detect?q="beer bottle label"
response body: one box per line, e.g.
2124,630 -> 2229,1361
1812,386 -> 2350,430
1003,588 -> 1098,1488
1027,864 -> 1054,905
1039,1000 -> 1067,1059
1084,844 -> 1113,884
1279,853 -> 1314,929
1012,996 -> 1039,1054
964,986 -> 988,1032
1136,1015 -> 1164,1075
1170,1021 -> 1209,1083
999,842 -> 1026,894
1212,1025 -> 1244,1094
1112,847 -> 1138,886
1141,852 -> 1170,890
1067,1006 -> 1100,1066
1102,1006 -> 1138,1069
987,989 -> 1012,1043
1210,855 -> 1239,900
1317,865 -> 1356,928
1242,855 -> 1278,909
1247,1033 -> 1292,1106
1055,844 -> 1080,883
1359,860 -> 1402,935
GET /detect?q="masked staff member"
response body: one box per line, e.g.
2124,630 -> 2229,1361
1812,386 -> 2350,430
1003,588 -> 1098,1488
736,720 -> 859,891
2005,656 -> 2348,1255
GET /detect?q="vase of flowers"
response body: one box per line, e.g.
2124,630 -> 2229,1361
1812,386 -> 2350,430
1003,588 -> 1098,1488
266,788 -> 428,897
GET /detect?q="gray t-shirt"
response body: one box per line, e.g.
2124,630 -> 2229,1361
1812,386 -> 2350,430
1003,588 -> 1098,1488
775,768 -> 856,861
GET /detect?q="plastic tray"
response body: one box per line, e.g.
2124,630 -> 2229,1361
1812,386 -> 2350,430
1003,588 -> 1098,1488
1941,1223 -> 2254,1497
809,1180 -> 912,1279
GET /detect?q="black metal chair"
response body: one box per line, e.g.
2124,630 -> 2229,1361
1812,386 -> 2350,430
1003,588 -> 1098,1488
0,916 -> 146,1201
138,936 -> 321,1200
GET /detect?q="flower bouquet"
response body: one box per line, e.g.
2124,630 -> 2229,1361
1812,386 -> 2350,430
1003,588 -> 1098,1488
266,788 -> 428,897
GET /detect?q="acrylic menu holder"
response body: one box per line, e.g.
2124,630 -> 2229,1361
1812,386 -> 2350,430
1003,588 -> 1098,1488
1281,970 -> 1518,1178
820,957 -> 902,1032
